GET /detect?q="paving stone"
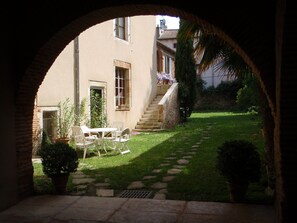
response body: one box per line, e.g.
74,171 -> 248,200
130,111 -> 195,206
183,156 -> 192,159
165,157 -> 176,160
192,145 -> 199,148
162,176 -> 176,182
158,189 -> 168,194
127,181 -> 145,189
173,165 -> 185,169
152,169 -> 162,173
151,182 -> 167,189
72,173 -> 88,179
142,175 -> 157,180
76,185 -> 88,190
177,159 -> 189,165
70,191 -> 86,196
72,178 -> 96,185
160,163 -> 170,167
153,193 -> 166,200
96,189 -> 114,197
167,168 -> 182,175
95,182 -> 110,188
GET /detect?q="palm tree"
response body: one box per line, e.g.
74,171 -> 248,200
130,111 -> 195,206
178,19 -> 275,191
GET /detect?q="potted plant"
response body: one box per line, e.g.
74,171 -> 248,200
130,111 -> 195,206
39,142 -> 79,194
216,139 -> 261,202
54,97 -> 88,143
54,98 -> 75,143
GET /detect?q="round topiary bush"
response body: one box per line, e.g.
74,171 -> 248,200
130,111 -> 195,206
40,142 -> 79,177
216,139 -> 261,202
216,139 -> 261,184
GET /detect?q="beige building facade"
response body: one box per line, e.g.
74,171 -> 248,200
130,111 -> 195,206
36,16 -> 158,138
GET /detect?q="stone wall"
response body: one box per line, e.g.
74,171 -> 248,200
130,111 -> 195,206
158,83 -> 180,129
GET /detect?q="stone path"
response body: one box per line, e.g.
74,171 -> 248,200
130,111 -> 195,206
69,123 -> 214,199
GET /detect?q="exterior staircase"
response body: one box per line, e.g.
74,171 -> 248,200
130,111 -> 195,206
134,95 -> 164,132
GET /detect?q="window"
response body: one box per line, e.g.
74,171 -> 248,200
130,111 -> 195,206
115,67 -> 130,110
115,17 -> 128,40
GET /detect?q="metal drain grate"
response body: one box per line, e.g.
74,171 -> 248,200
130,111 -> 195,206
118,190 -> 153,199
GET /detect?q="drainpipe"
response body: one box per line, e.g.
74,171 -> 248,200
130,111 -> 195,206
74,36 -> 80,124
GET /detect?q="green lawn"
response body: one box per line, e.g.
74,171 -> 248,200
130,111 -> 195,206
33,111 -> 274,204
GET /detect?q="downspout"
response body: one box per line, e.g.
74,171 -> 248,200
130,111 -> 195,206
74,36 -> 80,124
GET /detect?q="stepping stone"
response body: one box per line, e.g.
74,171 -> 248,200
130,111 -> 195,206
72,178 -> 96,185
202,136 -> 210,139
127,181 -> 145,189
142,175 -> 157,180
192,145 -> 199,148
158,189 -> 168,194
95,182 -> 110,188
165,157 -> 176,160
76,185 -> 88,190
173,165 -> 185,169
96,189 -> 114,197
151,182 -> 167,189
72,171 -> 88,178
152,169 -> 161,173
153,193 -> 166,200
160,163 -> 170,167
177,159 -> 189,165
162,176 -> 175,182
86,184 -> 97,196
71,191 -> 86,196
167,168 -> 182,175
183,156 -> 192,159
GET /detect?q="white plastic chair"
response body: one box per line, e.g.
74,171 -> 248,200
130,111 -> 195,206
71,126 -> 100,159
113,127 -> 131,155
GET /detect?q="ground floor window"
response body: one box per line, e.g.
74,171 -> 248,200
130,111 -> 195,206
115,66 -> 130,110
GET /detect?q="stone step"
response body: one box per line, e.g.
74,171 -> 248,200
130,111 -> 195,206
134,93 -> 165,131
135,124 -> 162,129
137,121 -> 162,126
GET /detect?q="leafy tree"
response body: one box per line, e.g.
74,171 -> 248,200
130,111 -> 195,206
178,20 -> 275,190
175,19 -> 198,121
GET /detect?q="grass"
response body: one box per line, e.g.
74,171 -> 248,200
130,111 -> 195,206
33,111 -> 274,204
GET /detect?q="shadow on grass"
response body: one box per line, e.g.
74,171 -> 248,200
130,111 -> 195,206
34,112 -> 273,204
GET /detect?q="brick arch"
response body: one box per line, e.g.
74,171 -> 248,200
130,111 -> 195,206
15,1 -> 276,204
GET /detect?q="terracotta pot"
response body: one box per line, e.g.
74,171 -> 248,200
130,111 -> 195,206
228,182 -> 248,203
51,175 -> 69,194
55,137 -> 70,144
